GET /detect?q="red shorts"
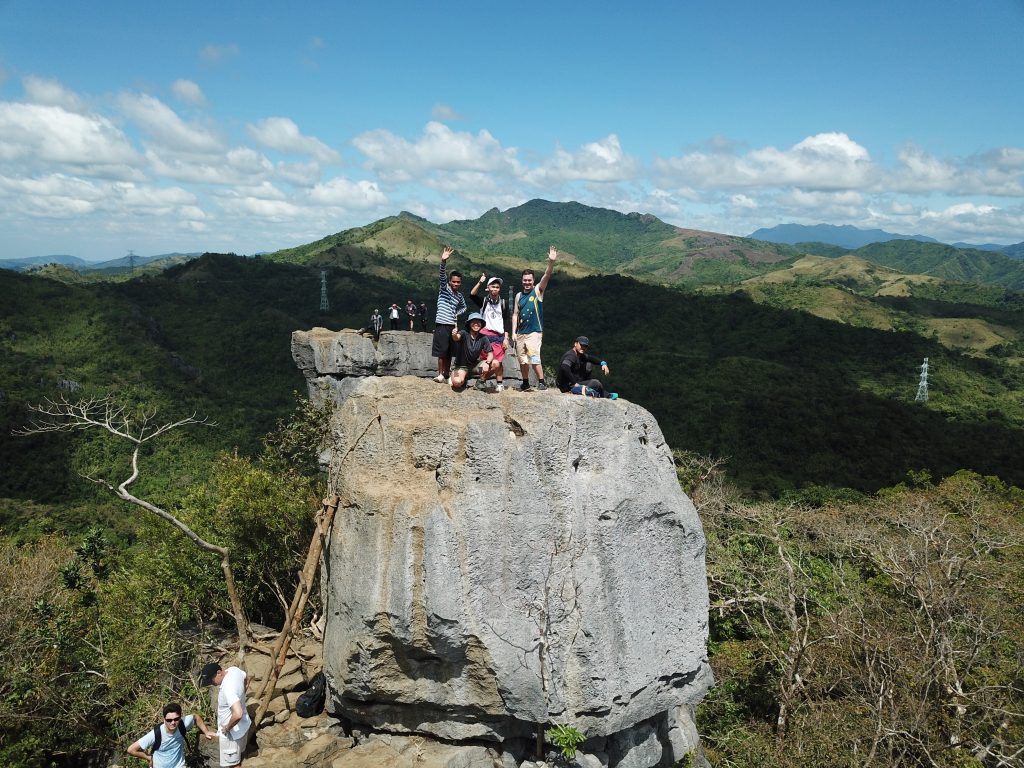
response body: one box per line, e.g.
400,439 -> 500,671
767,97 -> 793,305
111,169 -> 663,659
480,330 -> 506,363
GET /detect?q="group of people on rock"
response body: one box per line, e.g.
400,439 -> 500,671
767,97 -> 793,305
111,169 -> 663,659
429,245 -> 615,398
126,663 -> 249,768
371,300 -> 429,337
366,246 -> 615,398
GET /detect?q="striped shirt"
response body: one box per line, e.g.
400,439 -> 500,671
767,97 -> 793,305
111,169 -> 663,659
436,261 -> 467,326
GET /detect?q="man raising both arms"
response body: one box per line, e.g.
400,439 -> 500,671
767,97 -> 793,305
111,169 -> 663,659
512,245 -> 557,391
432,246 -> 467,383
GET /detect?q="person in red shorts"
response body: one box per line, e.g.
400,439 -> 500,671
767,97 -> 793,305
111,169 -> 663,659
469,274 -> 511,391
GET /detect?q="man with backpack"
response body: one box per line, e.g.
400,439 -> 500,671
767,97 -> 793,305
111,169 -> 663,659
126,702 -> 214,768
469,274 -> 511,391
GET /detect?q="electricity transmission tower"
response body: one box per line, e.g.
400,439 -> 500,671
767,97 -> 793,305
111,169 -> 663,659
915,357 -> 929,402
319,270 -> 330,312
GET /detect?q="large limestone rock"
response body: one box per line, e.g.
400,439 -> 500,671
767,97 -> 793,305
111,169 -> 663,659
293,329 -> 710,767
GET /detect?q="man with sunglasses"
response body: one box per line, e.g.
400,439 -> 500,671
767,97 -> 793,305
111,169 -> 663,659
200,662 -> 252,766
126,702 -> 214,767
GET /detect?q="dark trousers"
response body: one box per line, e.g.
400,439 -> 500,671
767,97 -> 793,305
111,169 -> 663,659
390,318 -> 399,330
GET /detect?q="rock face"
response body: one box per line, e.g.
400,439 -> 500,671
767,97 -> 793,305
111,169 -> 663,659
292,329 -> 710,767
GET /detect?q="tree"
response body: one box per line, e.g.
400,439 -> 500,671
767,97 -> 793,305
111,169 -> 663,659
15,395 -> 250,657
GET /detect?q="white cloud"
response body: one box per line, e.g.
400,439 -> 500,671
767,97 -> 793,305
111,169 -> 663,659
276,160 -> 321,187
144,145 -> 271,185
200,43 -> 239,64
308,177 -> 387,208
247,117 -> 340,163
171,79 -> 207,107
0,102 -> 141,178
22,75 -> 87,113
657,132 -> 877,190
432,103 -> 463,121
353,121 -> 521,180
120,93 -> 223,153
527,134 -> 639,184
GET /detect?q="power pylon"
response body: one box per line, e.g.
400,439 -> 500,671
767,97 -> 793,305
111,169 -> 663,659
319,270 -> 330,312
915,357 -> 929,402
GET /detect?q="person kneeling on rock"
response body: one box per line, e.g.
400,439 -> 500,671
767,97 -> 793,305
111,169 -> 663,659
450,313 -> 499,391
556,336 -> 616,399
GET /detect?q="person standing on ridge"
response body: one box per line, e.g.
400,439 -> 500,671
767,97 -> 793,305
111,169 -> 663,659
126,702 -> 214,768
469,274 -> 511,391
418,301 -> 428,330
512,245 -> 557,391
370,308 -> 383,341
432,246 -> 467,383
200,662 -> 252,767
405,299 -> 417,330
388,303 -> 400,330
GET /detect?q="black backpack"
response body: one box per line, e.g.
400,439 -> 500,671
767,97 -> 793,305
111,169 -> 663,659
295,672 -> 326,718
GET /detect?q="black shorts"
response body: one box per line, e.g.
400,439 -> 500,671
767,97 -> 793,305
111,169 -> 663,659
432,325 -> 456,358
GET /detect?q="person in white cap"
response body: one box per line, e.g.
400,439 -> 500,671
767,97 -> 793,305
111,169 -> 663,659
469,273 -> 511,391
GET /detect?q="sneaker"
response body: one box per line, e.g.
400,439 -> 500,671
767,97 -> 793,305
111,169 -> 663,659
432,374 -> 445,383
474,379 -> 488,391
495,383 -> 505,392
535,380 -> 548,391
610,392 -> 619,400
519,381 -> 531,392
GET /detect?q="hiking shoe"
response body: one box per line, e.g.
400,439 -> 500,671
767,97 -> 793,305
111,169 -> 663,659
495,383 -> 505,392
535,380 -> 548,391
519,381 -> 531,392
610,392 -> 619,400
432,374 -> 445,383
474,380 -> 488,391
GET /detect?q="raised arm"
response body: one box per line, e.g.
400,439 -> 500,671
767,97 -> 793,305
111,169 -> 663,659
439,246 -> 454,288
536,246 -> 557,295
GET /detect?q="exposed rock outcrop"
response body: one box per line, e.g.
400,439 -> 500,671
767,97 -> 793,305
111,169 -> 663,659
292,329 -> 711,768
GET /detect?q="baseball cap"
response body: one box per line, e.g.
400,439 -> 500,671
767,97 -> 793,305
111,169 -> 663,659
486,276 -> 503,287
575,335 -> 590,347
199,662 -> 221,685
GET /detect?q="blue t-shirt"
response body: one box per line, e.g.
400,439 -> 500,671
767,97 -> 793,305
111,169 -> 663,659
135,714 -> 195,768
516,288 -> 543,334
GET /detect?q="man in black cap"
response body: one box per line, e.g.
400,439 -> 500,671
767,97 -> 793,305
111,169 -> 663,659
200,662 -> 251,766
556,336 -> 613,397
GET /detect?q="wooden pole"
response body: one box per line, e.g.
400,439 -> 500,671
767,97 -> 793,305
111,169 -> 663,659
253,495 -> 339,727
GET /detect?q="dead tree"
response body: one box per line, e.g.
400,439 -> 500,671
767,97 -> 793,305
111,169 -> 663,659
15,395 -> 250,657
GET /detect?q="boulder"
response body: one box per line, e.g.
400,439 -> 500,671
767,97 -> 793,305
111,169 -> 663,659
293,329 -> 711,768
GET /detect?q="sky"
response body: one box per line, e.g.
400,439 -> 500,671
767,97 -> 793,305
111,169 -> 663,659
1,0 -> 1023,261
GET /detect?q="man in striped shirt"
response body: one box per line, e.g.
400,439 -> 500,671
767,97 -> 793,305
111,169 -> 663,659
432,246 -> 467,383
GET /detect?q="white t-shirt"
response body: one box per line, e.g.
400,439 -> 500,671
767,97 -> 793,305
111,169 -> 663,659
481,297 -> 505,335
217,666 -> 251,739
135,714 -> 195,768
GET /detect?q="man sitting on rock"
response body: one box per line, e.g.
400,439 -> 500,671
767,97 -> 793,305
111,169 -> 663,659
556,336 -> 614,398
449,313 -> 499,391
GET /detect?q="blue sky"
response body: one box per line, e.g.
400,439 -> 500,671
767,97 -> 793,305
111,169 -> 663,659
1,0 -> 1022,260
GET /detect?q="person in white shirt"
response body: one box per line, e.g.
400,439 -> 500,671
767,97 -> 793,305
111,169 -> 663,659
200,662 -> 252,766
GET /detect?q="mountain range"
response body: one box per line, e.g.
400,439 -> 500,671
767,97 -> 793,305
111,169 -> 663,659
750,222 -> 1023,256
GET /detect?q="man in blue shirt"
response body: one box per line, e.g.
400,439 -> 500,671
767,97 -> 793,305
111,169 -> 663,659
126,702 -> 214,768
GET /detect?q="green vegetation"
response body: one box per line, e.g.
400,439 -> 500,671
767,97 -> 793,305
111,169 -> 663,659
687,454 -> 1024,767
3,200 -> 1024,765
546,723 -> 586,760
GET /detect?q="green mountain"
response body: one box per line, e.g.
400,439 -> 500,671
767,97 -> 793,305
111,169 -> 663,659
852,240 -> 1024,289
268,199 -> 801,286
